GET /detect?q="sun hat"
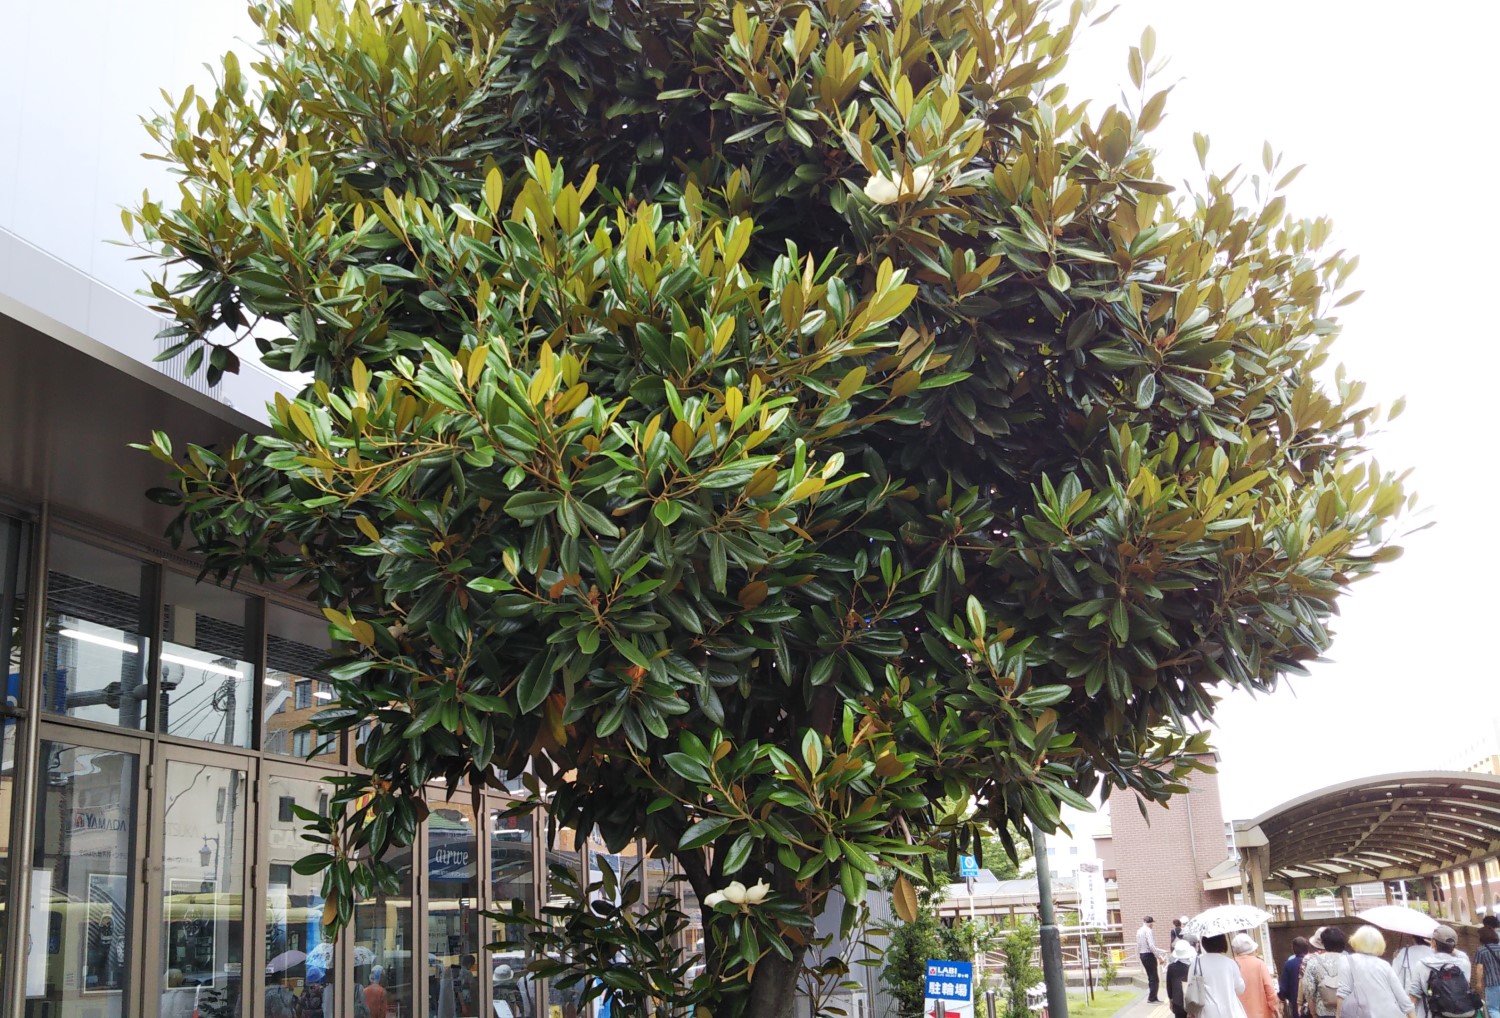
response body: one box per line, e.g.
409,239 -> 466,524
1172,940 -> 1196,962
1232,934 -> 1258,956
1309,927 -> 1327,950
1433,925 -> 1458,947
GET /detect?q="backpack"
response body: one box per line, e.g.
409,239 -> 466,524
1426,962 -> 1482,1018
1315,955 -> 1346,1010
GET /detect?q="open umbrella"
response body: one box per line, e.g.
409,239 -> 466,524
308,942 -> 335,968
1356,905 -> 1438,938
1184,904 -> 1273,939
353,946 -> 377,967
266,950 -> 306,974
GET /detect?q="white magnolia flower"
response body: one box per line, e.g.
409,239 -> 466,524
862,164 -> 938,205
863,172 -> 901,205
706,879 -> 771,908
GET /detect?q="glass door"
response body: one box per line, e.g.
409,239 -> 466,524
149,745 -> 253,1018
23,725 -> 148,1018
262,764 -> 340,1018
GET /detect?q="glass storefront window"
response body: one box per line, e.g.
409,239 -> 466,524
1,717 -> 16,993
159,758 -> 248,1018
1,513 -> 28,994
2,514 -> 26,703
265,774 -> 337,1018
428,801 -> 481,1018
544,827 -> 583,1017
25,740 -> 140,1018
263,604 -> 339,763
353,853 -> 414,1018
489,809 -> 534,1018
642,848 -> 675,913
43,535 -> 153,730
159,572 -> 254,747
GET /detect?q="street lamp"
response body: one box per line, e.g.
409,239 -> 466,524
200,835 -> 221,892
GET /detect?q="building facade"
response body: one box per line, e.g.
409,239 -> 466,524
0,286 -> 735,1018
1098,755 -> 1233,933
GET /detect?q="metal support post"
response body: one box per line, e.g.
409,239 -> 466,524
1033,824 -> 1070,1018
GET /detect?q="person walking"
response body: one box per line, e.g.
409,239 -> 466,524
1140,916 -> 1168,1003
1235,934 -> 1283,1018
1172,918 -> 1187,944
363,966 -> 389,1018
1170,939 -> 1197,1018
1340,925 -> 1416,1018
1473,928 -> 1500,1018
1407,926 -> 1474,1018
1282,938 -> 1313,1018
1393,937 -> 1436,1012
1302,927 -> 1351,1018
1197,934 -> 1251,1018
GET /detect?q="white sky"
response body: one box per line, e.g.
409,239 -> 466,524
1062,0 -> 1500,820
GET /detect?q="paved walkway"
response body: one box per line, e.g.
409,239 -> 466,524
1107,995 -> 1171,1018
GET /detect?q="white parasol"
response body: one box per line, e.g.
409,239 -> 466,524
266,950 -> 306,974
1183,904 -> 1273,939
1356,905 -> 1439,938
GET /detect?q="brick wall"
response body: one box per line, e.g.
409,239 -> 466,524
1110,755 -> 1233,944
1096,834 -> 1117,880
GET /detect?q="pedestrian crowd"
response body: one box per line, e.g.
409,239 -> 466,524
1133,914 -> 1500,1018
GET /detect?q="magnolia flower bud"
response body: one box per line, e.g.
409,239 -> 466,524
721,880 -> 749,905
703,891 -> 726,908
744,879 -> 770,904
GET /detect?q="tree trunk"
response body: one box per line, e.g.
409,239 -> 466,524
745,948 -> 807,1018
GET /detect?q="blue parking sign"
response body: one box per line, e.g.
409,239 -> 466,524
924,959 -> 973,1000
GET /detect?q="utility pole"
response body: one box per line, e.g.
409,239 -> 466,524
1033,824 -> 1069,1018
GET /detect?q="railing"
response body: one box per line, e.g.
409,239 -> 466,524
980,924 -> 1129,990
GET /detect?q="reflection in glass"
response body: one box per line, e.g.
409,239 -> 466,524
266,775 -> 337,1018
262,605 -> 338,762
544,828 -> 583,1017
489,809 -> 534,1018
24,742 -> 138,1018
1,718 -> 17,996
642,849 -> 675,912
159,573 -> 254,747
428,802 -> 480,1017
43,535 -> 152,729
2,513 -> 26,694
1,514 -> 26,994
160,760 -> 247,1018
353,852 -> 413,1018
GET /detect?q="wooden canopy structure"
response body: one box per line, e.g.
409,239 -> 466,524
1232,771 -> 1500,922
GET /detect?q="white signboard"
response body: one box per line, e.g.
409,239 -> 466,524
27,870 -> 51,996
1077,858 -> 1107,927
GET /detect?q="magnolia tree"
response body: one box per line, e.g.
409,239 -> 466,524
131,0 -> 1408,1013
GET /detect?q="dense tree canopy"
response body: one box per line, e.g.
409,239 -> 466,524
131,0 -> 1408,1013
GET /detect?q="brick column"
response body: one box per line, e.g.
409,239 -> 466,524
1466,863 -> 1482,922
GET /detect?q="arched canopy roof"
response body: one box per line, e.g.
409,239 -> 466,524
1233,771 -> 1500,891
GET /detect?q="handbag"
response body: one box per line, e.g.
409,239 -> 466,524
1340,956 -> 1367,1018
1185,957 -> 1212,1017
